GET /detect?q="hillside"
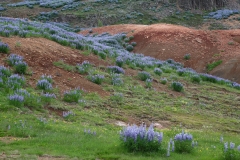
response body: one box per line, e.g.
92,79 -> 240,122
81,24 -> 240,83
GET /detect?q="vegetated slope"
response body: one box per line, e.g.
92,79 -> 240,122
0,36 -> 110,96
81,24 -> 240,83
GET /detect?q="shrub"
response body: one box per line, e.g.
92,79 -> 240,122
223,142 -> 240,160
111,73 -> 123,86
138,71 -> 151,81
131,42 -> 137,46
14,61 -> 28,74
120,124 -> 163,152
126,45 -> 134,52
145,78 -> 152,88
174,131 -> 193,153
41,93 -> 56,104
40,74 -> 53,84
171,81 -> 184,92
116,57 -> 124,67
154,68 -> 163,76
63,88 -> 83,103
89,74 -> 104,85
107,66 -> 125,74
7,54 -> 23,66
37,79 -> 52,91
7,74 -> 25,90
177,69 -> 185,76
98,52 -> 106,59
0,42 -> 10,54
160,78 -> 168,85
161,66 -> 172,73
184,54 -> 191,60
191,75 -> 201,83
0,66 -> 11,78
8,94 -> 24,107
76,61 -> 92,74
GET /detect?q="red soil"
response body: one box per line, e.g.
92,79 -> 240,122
0,36 -> 110,96
81,24 -> 240,83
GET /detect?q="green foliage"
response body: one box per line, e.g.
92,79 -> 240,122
63,89 -> 83,103
184,54 -> 191,60
53,60 -> 75,72
171,81 -> 184,92
175,140 -> 193,153
207,60 -> 222,72
191,75 -> 201,83
98,52 -> 107,60
138,71 -> 151,81
14,62 -> 28,74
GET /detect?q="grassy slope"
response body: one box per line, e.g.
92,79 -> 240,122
0,52 -> 240,159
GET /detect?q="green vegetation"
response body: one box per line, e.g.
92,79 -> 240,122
207,60 -> 223,72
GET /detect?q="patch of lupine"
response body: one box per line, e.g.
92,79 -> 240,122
76,61 -> 92,75
191,75 -> 201,83
204,9 -> 239,20
61,1 -> 81,11
15,89 -> 30,97
160,77 -> 168,85
41,92 -> 56,104
8,94 -> 24,107
145,78 -> 152,88
154,68 -> 163,76
40,74 -> 53,84
0,66 -> 11,78
138,71 -> 151,81
177,68 -> 185,76
7,74 -> 25,90
63,88 -> 83,103
110,92 -> 124,103
0,42 -> 10,54
107,66 -> 125,74
14,61 -> 28,74
0,5 -> 6,11
174,130 -> 194,153
223,142 -> 240,160
116,56 -> 124,67
111,73 -> 123,86
120,124 -> 163,152
7,1 -> 39,7
37,79 -> 52,91
171,81 -> 184,92
7,54 -> 23,66
36,10 -> 59,21
84,129 -> 96,135
63,110 -> 75,117
89,74 -> 104,85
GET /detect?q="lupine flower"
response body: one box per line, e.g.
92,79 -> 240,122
37,79 -> 52,90
7,54 -> 23,66
0,42 -> 10,53
220,135 -> 224,142
224,142 -> 228,152
237,145 -> 240,151
63,111 -> 75,117
167,141 -> 170,157
107,66 -> 125,74
230,142 -> 235,149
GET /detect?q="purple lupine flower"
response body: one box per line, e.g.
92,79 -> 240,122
224,142 -> 228,152
37,79 -> 52,90
237,145 -> 240,151
230,142 -> 235,149
107,66 -> 125,74
7,54 -> 23,66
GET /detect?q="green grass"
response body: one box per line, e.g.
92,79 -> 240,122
207,60 -> 222,72
53,60 -> 76,72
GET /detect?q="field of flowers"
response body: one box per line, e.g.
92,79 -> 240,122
0,16 -> 240,159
